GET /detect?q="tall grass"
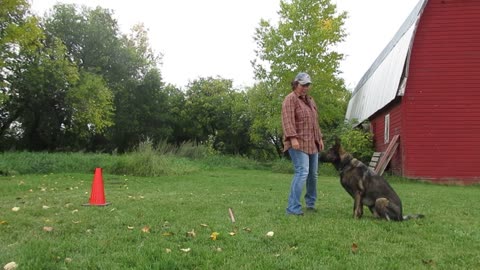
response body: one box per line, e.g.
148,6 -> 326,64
0,143 -> 199,177
0,140 -> 269,177
109,140 -> 199,176
0,151 -> 116,175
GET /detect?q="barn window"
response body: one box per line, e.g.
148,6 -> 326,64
384,114 -> 390,144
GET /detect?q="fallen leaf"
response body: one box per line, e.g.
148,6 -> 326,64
210,232 -> 220,240
216,247 -> 222,252
266,231 -> 274,237
180,248 -> 191,253
200,223 -> 208,227
162,232 -> 174,236
3,261 -> 18,270
351,243 -> 358,254
165,248 -> 172,253
243,227 -> 252,232
0,220 -> 7,225
71,209 -> 78,214
11,207 -> 20,212
141,226 -> 150,233
127,226 -> 134,230
186,229 -> 196,238
43,226 -> 54,232
229,232 -> 236,236
42,205 -> 50,209
72,220 -> 81,224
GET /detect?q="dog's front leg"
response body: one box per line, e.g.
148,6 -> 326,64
353,192 -> 363,219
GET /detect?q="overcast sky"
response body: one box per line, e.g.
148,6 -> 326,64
30,0 -> 420,90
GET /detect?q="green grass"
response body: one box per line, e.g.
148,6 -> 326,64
1,168 -> 479,269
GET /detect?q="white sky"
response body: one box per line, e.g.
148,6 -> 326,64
30,0 -> 420,90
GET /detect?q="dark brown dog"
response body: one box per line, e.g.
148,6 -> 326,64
321,138 -> 423,221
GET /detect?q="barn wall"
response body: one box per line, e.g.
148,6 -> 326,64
402,0 -> 480,183
370,100 -> 403,175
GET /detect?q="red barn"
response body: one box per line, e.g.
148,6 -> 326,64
346,0 -> 480,184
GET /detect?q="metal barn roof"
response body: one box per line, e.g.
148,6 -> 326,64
345,0 -> 428,124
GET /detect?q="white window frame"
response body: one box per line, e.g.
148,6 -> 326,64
384,114 -> 390,144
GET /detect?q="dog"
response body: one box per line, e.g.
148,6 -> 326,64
321,137 -> 423,221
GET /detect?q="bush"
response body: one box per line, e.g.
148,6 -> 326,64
327,121 -> 374,164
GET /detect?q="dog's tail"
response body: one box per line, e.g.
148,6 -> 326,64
402,214 -> 425,221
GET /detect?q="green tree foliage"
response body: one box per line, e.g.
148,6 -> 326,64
163,84 -> 189,145
111,68 -> 171,151
184,77 -> 252,155
1,2 -> 118,150
0,0 -> 43,138
65,71 -> 114,141
247,81 -> 284,158
251,0 -> 351,156
44,4 -> 123,79
43,4 -> 168,151
7,37 -> 80,150
0,0 -> 43,72
184,77 -> 234,144
328,120 -> 374,163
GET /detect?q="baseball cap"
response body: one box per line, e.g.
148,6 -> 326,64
294,72 -> 312,85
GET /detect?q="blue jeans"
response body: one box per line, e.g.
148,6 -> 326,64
286,149 -> 319,214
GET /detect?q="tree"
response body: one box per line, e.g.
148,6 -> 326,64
247,81 -> 284,158
184,77 -> 234,144
183,77 -> 252,155
251,0 -> 351,157
1,3 -> 117,150
6,37 -> 81,150
44,5 -> 166,151
111,68 -> 171,151
162,84 -> 189,145
0,0 -> 43,140
65,71 -> 114,144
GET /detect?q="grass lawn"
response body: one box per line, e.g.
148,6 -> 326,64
1,168 -> 479,269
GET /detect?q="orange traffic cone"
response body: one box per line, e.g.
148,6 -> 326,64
83,168 -> 111,206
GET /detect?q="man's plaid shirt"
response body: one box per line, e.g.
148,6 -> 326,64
281,91 -> 322,154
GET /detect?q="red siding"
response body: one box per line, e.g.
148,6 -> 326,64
371,101 -> 403,175
402,0 -> 480,183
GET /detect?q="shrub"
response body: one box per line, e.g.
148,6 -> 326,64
327,121 -> 374,164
